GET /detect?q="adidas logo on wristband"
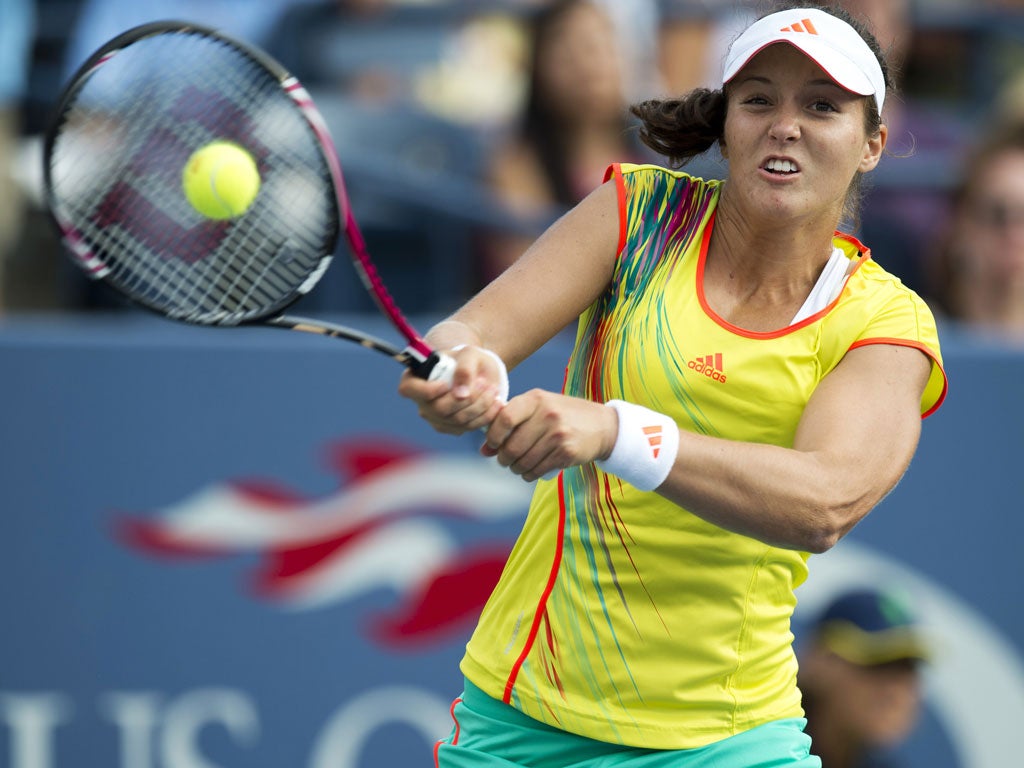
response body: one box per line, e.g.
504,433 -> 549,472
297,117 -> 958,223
596,400 -> 680,491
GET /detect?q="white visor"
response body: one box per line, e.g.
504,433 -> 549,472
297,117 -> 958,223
722,8 -> 885,115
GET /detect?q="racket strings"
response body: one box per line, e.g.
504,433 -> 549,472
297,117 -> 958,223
49,30 -> 339,324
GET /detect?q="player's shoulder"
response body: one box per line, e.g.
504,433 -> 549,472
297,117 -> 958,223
830,233 -> 927,309
613,162 -> 719,186
615,161 -> 685,178
851,254 -> 931,312
827,236 -> 940,340
609,163 -> 723,210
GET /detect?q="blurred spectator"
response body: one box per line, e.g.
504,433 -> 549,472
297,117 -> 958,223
0,0 -> 36,313
592,0 -> 663,101
656,1 -> 756,97
478,0 -> 646,284
838,0 -> 912,94
412,12 -> 529,129
485,1 -> 664,101
270,0 -> 447,107
62,0 -> 323,77
834,0 -> 967,296
798,588 -> 930,768
927,122 -> 1024,344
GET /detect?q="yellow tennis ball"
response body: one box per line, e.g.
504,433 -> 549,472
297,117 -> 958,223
182,141 -> 260,220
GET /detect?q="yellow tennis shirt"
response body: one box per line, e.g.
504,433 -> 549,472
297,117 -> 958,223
460,164 -> 947,749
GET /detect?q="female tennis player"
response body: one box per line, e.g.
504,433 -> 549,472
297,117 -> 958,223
399,3 -> 946,766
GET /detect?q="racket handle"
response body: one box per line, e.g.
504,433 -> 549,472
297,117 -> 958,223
412,351 -> 456,384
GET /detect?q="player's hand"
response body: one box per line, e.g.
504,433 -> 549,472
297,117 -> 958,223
481,390 -> 618,481
398,346 -> 506,435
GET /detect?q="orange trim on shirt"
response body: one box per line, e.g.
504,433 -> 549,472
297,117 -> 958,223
604,163 -> 628,258
696,213 -> 788,339
697,220 -> 871,339
849,337 -> 948,418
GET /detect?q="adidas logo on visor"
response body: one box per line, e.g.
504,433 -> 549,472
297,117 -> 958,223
780,18 -> 819,34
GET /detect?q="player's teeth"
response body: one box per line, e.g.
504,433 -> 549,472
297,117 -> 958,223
766,159 -> 797,173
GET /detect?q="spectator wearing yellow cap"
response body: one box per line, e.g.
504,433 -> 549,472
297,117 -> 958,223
798,588 -> 930,768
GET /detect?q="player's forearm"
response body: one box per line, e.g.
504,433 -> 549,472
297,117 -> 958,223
655,433 -> 880,554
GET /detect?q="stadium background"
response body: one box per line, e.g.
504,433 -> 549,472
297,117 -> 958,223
1,1 -> 1023,766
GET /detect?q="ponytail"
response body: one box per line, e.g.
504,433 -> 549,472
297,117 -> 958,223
630,88 -> 726,167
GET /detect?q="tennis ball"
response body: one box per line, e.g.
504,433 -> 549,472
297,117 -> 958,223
182,141 -> 260,220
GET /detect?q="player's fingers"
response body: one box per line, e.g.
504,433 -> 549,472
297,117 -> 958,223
448,346 -> 502,402
507,441 -> 557,481
510,427 -> 577,480
417,379 -> 503,435
484,391 -> 614,480
398,370 -> 452,404
449,366 -> 477,401
484,398 -> 551,473
500,411 -> 574,479
481,428 -> 560,480
400,351 -> 499,427
463,398 -> 505,433
482,392 -> 533,454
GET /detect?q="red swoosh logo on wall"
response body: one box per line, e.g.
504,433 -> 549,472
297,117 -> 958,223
111,438 -> 532,649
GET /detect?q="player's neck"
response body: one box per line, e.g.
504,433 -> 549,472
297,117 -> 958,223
708,202 -> 835,297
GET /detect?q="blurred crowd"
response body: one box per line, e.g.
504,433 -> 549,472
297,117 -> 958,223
3,0 -> 1024,345
797,587 -> 932,768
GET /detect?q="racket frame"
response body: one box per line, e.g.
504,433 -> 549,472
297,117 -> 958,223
43,20 -> 452,381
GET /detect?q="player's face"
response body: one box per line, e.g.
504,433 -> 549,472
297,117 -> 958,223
721,44 -> 886,227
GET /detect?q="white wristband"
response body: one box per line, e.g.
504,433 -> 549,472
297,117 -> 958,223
595,400 -> 679,491
450,345 -> 509,404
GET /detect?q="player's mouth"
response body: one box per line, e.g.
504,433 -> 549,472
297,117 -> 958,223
762,157 -> 800,176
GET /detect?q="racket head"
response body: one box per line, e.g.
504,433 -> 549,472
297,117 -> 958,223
43,21 -> 341,325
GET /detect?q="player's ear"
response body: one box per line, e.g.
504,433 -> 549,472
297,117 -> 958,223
859,122 -> 887,173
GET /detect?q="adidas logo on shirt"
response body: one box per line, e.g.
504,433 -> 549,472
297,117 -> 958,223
687,353 -> 727,383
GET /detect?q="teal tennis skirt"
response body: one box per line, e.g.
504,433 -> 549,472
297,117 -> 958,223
434,679 -> 822,768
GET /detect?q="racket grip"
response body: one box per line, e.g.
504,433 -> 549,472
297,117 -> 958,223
418,351 -> 456,384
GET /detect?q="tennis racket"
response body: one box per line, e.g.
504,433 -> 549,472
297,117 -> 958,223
43,20 -> 455,383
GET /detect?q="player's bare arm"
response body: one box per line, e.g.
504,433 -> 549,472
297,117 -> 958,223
399,180 -> 621,432
656,343 -> 931,552
481,344 -> 931,548
442,179 -> 621,367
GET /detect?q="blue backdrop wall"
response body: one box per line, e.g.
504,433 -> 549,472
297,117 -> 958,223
0,314 -> 1021,768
